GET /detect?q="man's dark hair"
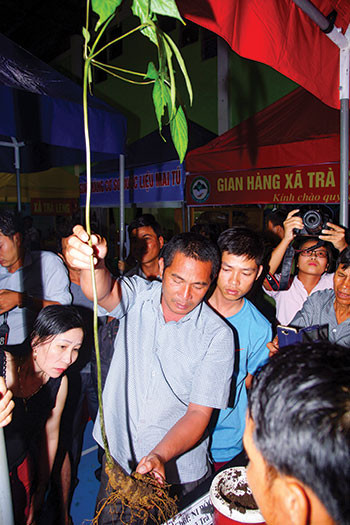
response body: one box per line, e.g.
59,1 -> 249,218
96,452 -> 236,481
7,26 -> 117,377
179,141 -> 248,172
161,232 -> 220,281
336,245 -> 350,270
248,342 -> 350,525
128,214 -> 162,238
0,209 -> 23,237
265,208 -> 287,228
217,227 -> 264,266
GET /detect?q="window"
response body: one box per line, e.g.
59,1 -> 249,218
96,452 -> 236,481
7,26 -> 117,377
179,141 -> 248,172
108,23 -> 123,60
158,16 -> 176,33
180,21 -> 199,47
201,29 -> 217,60
94,33 -> 108,83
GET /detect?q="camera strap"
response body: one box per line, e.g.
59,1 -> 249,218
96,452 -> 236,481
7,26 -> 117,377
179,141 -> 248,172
0,312 -> 9,347
265,239 -> 325,292
278,244 -> 295,290
265,244 -> 295,291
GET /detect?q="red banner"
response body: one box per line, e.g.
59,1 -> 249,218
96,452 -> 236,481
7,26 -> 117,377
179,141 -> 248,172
186,163 -> 347,206
177,0 -> 350,110
31,198 -> 79,216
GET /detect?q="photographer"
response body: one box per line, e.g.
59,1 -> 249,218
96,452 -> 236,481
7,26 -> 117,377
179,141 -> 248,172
263,208 -> 347,325
268,246 -> 350,355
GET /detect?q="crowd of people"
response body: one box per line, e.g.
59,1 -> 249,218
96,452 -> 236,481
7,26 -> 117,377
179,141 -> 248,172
0,207 -> 349,525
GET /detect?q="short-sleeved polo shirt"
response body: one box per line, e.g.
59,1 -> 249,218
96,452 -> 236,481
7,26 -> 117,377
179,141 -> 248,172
0,250 -> 71,343
291,288 -> 350,347
93,276 -> 234,483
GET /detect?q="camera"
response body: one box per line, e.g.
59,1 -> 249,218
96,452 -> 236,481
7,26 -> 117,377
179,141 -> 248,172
294,206 -> 332,236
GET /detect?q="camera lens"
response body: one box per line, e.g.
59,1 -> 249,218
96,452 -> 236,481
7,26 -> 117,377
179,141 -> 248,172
303,210 -> 322,233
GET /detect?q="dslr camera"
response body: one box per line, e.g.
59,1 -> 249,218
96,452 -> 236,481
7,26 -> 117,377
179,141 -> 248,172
293,206 -> 332,236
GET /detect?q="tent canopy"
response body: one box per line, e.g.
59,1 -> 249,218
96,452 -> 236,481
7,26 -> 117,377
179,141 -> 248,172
185,88 -> 345,206
0,32 -> 127,173
186,88 -> 340,172
0,168 -> 79,202
91,119 -> 217,173
80,120 -> 217,207
177,0 -> 350,110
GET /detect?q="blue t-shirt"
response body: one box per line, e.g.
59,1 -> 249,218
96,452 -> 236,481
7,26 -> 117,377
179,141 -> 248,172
210,298 -> 271,462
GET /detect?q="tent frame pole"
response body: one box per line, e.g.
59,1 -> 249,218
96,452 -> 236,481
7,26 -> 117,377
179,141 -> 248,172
119,154 -> 125,270
0,428 -> 14,525
0,137 -> 25,213
292,0 -> 350,228
339,31 -> 350,227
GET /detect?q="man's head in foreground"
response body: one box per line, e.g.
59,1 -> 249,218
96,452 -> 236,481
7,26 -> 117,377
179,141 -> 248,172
159,232 -> 220,320
244,342 -> 350,525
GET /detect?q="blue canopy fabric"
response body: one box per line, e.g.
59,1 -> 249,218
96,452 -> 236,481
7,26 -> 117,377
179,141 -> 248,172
92,119 -> 217,173
0,32 -> 127,172
79,120 -> 216,206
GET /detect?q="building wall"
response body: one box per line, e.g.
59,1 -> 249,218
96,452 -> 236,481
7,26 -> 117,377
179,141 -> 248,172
52,16 -> 297,143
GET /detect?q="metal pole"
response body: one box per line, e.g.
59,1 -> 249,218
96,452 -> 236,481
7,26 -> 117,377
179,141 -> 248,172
0,139 -> 24,214
292,1 -> 350,227
339,40 -> 350,227
181,202 -> 186,232
217,37 -> 230,135
119,154 -> 125,267
0,428 -> 14,525
12,138 -> 22,213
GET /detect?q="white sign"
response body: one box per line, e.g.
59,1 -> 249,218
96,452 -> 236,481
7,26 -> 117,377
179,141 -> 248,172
166,492 -> 213,525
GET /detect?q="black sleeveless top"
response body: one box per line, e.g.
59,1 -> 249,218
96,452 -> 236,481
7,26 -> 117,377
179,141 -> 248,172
0,344 -> 62,470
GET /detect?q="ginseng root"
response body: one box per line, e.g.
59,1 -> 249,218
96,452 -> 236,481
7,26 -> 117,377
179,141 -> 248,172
93,460 -> 178,525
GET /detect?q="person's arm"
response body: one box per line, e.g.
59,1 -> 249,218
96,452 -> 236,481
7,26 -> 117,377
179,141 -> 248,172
290,293 -> 316,328
267,335 -> 279,357
0,376 -> 14,427
245,322 -> 272,387
0,290 -> 63,316
63,225 -> 122,312
136,402 -> 213,482
319,222 -> 348,252
263,209 -> 303,289
30,376 -> 68,523
245,373 -> 254,389
0,251 -> 72,315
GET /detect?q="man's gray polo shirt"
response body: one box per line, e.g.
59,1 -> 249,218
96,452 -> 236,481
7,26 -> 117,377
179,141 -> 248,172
93,276 -> 234,484
291,289 -> 350,346
0,250 -> 71,343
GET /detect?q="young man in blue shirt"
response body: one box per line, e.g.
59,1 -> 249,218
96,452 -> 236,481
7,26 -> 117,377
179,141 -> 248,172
208,226 -> 272,469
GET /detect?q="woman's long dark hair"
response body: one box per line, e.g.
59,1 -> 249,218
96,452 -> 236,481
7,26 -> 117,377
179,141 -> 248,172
30,305 -> 84,348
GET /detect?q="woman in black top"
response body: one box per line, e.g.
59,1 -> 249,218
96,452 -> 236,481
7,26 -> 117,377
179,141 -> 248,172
0,304 -> 84,525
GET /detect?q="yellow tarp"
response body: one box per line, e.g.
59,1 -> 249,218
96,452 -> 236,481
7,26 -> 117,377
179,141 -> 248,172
0,167 -> 79,203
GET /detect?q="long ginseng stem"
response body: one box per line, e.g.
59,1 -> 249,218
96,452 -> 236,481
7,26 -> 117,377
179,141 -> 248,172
82,56 -> 113,470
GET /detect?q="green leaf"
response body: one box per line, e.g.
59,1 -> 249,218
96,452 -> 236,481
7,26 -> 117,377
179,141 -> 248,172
152,78 -> 167,131
164,32 -> 193,105
150,0 -> 183,22
169,104 -> 188,163
82,26 -> 90,44
131,0 -> 157,45
163,38 -> 176,116
163,83 -> 173,115
92,0 -> 122,30
145,61 -> 159,80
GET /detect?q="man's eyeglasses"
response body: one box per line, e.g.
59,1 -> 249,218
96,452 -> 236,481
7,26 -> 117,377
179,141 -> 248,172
300,249 -> 328,259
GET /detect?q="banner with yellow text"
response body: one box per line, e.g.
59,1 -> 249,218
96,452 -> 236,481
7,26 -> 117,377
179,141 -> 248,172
186,163 -> 346,206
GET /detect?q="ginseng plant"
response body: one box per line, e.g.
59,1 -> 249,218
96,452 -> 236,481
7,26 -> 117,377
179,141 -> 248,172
82,0 -> 192,522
